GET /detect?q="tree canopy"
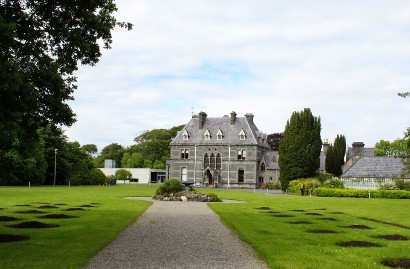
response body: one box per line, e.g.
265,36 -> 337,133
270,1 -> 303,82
0,0 -> 131,184
325,135 -> 346,177
375,139 -> 408,158
267,132 -> 284,151
278,108 -> 322,190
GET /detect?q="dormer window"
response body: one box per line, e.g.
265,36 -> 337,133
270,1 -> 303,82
261,163 -> 266,171
182,130 -> 189,140
217,129 -> 223,140
239,130 -> 246,140
204,129 -> 211,140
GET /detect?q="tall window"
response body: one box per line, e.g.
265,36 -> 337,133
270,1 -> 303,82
180,149 -> 189,159
238,168 -> 244,183
216,153 -> 222,169
181,167 -> 187,182
237,149 -> 246,160
204,129 -> 211,140
261,163 -> 266,171
210,153 -> 216,169
204,153 -> 210,168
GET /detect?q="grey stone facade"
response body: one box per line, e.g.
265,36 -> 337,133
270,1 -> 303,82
166,112 -> 275,188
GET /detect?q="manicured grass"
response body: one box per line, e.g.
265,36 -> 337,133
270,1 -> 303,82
0,186 -> 155,269
206,190 -> 410,269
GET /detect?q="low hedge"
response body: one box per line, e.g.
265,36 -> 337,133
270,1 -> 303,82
313,187 -> 410,199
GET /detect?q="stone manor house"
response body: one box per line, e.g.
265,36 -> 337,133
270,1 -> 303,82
166,111 -> 279,188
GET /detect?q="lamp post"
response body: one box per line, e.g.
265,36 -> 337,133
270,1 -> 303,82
53,149 -> 58,186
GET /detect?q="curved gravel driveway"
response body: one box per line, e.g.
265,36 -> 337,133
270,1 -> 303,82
86,200 -> 268,269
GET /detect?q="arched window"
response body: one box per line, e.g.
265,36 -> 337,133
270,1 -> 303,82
182,130 -> 189,140
181,167 -> 188,182
239,130 -> 246,140
210,153 -> 216,169
204,129 -> 211,140
217,129 -> 223,140
261,163 -> 266,171
204,153 -> 210,168
216,153 -> 222,169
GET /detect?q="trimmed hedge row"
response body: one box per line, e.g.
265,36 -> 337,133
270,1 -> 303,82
313,187 -> 410,199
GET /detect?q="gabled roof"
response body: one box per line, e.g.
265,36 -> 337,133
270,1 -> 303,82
171,113 -> 270,148
341,157 -> 406,178
261,151 -> 279,170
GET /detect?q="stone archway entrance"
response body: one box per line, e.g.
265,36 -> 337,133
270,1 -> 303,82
206,170 -> 213,186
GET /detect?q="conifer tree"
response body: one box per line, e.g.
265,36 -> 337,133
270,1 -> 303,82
325,135 -> 346,176
279,108 -> 322,189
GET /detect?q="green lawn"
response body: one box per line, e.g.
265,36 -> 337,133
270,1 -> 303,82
0,186 -> 155,269
1,187 -> 409,269
206,190 -> 410,269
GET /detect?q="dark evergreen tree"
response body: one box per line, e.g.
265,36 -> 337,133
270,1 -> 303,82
267,132 -> 284,151
325,135 -> 346,177
278,108 -> 322,190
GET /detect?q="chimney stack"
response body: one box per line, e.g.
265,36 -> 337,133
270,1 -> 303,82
323,138 -> 329,156
245,113 -> 254,124
230,111 -> 237,125
198,111 -> 207,129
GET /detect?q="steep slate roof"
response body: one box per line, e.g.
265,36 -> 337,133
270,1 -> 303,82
262,151 -> 279,170
341,157 -> 406,178
171,113 -> 270,148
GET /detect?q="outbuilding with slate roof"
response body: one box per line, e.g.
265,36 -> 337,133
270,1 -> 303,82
166,111 -> 274,188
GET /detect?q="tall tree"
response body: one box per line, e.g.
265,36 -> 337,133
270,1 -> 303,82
325,135 -> 346,176
398,92 -> 410,177
278,108 -> 322,189
0,1 -> 131,184
94,143 -> 125,168
375,139 -> 408,158
133,125 -> 184,169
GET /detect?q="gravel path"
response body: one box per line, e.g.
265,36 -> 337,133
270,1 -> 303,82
86,200 -> 268,269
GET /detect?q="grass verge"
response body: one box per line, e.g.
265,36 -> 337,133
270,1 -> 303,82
0,186 -> 154,269
206,190 -> 410,269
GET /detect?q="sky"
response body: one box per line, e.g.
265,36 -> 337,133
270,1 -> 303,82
65,0 -> 410,152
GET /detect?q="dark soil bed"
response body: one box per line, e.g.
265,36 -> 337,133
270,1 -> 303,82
65,208 -> 85,211
38,205 -> 58,209
360,217 -> 410,230
288,221 -> 313,224
315,208 -> 327,211
263,211 -> 281,214
0,216 -> 20,222
80,205 -> 95,208
256,207 -> 271,210
382,258 -> 410,268
307,229 -> 338,234
0,208 -> 4,210
345,224 -> 372,229
8,221 -> 59,229
305,212 -> 322,216
291,209 -> 306,212
90,203 -> 101,205
337,241 -> 382,247
38,214 -> 78,219
375,234 -> 408,241
0,234 -> 30,243
54,203 -> 67,206
15,210 -> 46,214
320,218 -> 338,221
331,212 -> 345,214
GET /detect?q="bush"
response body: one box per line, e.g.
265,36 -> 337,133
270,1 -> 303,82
322,178 -> 344,189
394,179 -> 410,191
288,178 -> 321,194
155,179 -> 184,195
207,193 -> 222,202
316,172 -> 335,183
265,182 -> 281,190
313,187 -> 410,199
90,169 -> 107,185
115,169 -> 132,181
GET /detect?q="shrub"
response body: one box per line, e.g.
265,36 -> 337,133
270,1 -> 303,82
90,169 -> 107,185
265,182 -> 281,190
155,179 -> 184,195
288,178 -> 321,194
316,172 -> 335,183
394,179 -> 410,191
313,187 -> 410,199
115,169 -> 132,181
207,193 -> 222,202
322,178 -> 344,189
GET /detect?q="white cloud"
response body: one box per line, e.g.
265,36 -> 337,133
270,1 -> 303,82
65,0 -> 410,152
